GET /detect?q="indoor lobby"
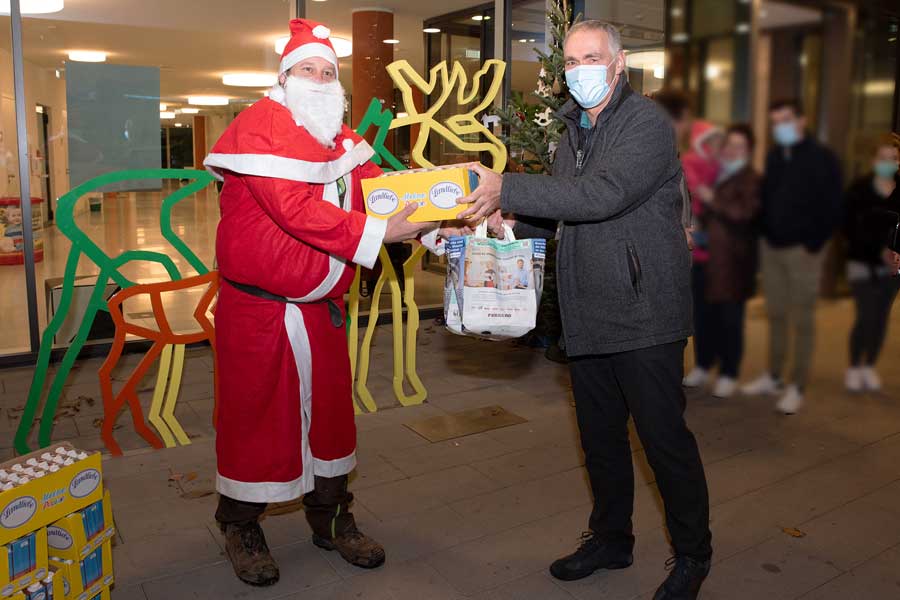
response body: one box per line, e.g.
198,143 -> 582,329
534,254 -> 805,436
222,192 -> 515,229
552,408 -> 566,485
0,0 -> 899,599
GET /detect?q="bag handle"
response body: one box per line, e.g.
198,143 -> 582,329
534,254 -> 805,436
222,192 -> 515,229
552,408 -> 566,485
474,220 -> 516,241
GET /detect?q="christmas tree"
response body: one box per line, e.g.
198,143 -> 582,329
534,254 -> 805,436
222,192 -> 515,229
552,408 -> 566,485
496,0 -> 579,175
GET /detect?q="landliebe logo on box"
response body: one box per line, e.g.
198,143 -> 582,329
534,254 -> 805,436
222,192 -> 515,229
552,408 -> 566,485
69,468 -> 101,498
429,182 -> 463,209
367,189 -> 400,215
47,525 -> 74,549
1,495 -> 37,529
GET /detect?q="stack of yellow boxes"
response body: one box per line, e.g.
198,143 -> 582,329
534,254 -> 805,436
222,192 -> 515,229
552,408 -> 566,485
0,443 -> 114,600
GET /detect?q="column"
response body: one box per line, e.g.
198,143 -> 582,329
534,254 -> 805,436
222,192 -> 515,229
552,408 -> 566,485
352,8 -> 394,151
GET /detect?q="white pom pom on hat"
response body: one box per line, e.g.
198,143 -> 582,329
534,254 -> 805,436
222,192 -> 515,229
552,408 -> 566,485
312,25 -> 331,39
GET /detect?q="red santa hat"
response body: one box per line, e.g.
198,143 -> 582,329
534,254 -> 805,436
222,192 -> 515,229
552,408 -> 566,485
280,19 -> 339,75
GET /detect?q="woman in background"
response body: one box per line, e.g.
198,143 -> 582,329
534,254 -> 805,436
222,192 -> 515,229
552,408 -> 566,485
686,124 -> 761,397
843,134 -> 900,392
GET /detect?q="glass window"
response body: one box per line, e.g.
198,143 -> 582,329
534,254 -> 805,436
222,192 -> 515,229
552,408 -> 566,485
0,12 -> 28,355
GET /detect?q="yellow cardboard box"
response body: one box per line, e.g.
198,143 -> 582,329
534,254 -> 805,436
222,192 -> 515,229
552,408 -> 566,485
0,528 -> 48,598
49,538 -> 113,600
0,444 -> 103,546
362,164 -> 478,222
46,490 -> 114,562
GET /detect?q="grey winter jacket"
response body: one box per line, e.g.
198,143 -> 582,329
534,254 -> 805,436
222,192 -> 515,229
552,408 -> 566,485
501,79 -> 692,356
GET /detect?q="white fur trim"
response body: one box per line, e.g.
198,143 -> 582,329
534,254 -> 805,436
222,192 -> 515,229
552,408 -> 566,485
342,138 -> 354,152
280,42 -> 338,74
284,303 -> 317,499
268,84 -> 286,105
312,25 -> 331,39
287,175 -> 352,302
353,216 -> 387,269
419,227 -> 446,256
313,453 -> 357,477
204,140 -> 375,184
216,471 -> 312,502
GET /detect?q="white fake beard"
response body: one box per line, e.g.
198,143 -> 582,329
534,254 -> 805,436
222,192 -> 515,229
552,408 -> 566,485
283,75 -> 346,149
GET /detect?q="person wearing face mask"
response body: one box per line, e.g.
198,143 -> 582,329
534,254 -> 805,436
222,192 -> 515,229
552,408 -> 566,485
455,20 -> 712,600
842,134 -> 900,392
741,99 -> 843,415
687,125 -> 761,398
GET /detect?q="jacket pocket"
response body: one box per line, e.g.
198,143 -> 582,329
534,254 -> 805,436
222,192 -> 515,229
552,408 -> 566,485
626,242 -> 643,300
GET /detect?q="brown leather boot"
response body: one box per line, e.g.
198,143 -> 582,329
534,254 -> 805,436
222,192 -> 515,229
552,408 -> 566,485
304,475 -> 386,569
220,520 -> 280,586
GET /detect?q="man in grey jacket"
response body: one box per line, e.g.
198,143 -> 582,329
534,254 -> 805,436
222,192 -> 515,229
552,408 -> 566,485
458,20 -> 712,600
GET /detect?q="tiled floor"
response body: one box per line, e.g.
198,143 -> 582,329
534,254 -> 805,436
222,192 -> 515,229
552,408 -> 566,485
1,295 -> 899,599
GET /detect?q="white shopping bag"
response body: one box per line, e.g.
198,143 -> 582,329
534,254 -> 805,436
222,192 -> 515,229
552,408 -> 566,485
444,221 -> 546,340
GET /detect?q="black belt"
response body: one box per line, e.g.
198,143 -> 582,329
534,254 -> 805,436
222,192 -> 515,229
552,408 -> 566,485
224,278 -> 344,328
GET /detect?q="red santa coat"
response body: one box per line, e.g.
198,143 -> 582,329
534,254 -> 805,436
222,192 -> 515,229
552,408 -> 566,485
204,97 -> 384,503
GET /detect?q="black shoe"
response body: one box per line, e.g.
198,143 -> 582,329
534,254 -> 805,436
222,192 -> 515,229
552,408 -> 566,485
549,531 -> 633,581
653,555 -> 711,600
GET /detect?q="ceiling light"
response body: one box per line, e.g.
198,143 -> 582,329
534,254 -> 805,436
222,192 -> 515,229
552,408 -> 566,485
484,15 -> 491,20
704,64 -> 721,80
222,72 -> 277,87
423,27 -> 441,34
160,111 -> 176,119
274,35 -> 289,55
528,38 -> 535,42
0,0 -> 64,15
383,39 -> 399,44
35,105 -> 43,113
735,22 -> 750,34
396,111 -> 409,118
67,50 -> 106,63
174,123 -> 183,127
159,103 -> 167,111
331,36 -> 352,58
471,15 -> 484,21
518,39 -> 527,43
188,96 -> 229,106
179,107 -> 200,114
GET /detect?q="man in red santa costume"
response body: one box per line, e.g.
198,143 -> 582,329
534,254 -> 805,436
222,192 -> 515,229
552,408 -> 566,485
204,18 -> 449,587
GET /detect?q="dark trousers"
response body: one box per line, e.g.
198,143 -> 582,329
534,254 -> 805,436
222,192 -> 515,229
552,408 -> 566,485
692,264 -> 746,378
849,277 -> 900,366
216,475 -> 357,538
570,340 -> 712,559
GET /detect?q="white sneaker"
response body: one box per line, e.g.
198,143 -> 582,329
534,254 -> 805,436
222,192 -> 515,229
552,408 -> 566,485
861,367 -> 882,392
712,377 -> 737,398
776,385 -> 804,415
845,367 -> 863,392
741,373 -> 782,396
683,367 -> 710,388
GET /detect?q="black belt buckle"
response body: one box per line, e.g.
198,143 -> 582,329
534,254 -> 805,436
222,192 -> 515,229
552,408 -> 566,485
326,299 -> 344,328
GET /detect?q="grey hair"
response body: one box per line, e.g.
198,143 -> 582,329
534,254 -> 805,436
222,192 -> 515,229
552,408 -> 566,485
564,20 -> 622,55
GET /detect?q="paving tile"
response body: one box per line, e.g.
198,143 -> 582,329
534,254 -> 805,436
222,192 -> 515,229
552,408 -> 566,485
470,572 -> 576,600
113,526 -> 223,585
449,468 -> 592,536
281,560 -> 465,600
104,466 -> 184,509
699,537 -> 844,600
110,583 -> 149,600
470,442 -> 584,487
141,541 -> 339,599
789,495 -> 900,571
377,432 -> 515,478
796,545 -> 900,600
355,464 -> 503,520
356,422 -> 430,454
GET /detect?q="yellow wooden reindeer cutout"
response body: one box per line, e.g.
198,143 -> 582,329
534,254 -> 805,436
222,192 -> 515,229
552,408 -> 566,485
349,59 -> 507,413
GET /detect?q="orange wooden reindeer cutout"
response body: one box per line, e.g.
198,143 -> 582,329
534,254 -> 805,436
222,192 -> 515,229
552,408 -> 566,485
99,271 -> 219,456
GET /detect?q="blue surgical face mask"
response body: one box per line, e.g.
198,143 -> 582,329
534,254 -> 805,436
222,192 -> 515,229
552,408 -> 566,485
773,122 -> 801,147
720,157 -> 747,179
874,160 -> 899,179
565,61 -> 616,109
